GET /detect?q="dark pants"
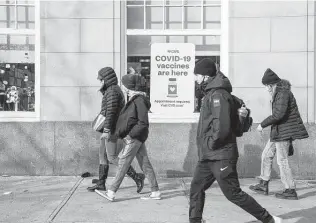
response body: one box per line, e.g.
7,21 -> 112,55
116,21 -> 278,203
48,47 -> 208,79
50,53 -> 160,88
189,159 -> 273,223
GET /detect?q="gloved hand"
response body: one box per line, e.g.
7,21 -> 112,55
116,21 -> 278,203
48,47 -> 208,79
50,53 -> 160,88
100,129 -> 110,141
124,135 -> 133,144
288,140 -> 294,156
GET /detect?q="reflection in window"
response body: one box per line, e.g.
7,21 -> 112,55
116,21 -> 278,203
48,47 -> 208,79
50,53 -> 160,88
0,63 -> 35,111
0,34 -> 35,112
0,0 -> 36,113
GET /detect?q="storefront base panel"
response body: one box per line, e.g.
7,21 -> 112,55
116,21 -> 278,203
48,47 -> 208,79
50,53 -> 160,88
0,122 -> 315,179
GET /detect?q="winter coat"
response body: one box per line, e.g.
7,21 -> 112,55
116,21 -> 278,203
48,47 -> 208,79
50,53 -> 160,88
261,79 -> 309,142
99,70 -> 125,134
115,94 -> 150,143
196,72 -> 238,161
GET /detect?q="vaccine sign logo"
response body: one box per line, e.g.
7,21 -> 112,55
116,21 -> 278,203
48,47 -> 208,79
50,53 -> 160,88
150,43 -> 195,115
167,78 -> 178,98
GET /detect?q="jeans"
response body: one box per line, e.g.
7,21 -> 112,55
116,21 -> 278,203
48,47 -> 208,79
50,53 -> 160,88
99,134 -> 120,165
189,160 -> 273,223
109,139 -> 159,192
260,139 -> 295,189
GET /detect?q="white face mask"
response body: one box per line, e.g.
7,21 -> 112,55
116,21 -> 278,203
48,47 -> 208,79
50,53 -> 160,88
128,67 -> 136,75
99,79 -> 105,86
121,85 -> 129,95
265,85 -> 274,95
195,74 -> 205,84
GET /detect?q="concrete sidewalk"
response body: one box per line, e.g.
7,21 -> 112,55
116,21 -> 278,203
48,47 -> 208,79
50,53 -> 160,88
0,176 -> 316,223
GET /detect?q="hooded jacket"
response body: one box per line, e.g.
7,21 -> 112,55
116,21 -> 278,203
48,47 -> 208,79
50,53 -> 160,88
115,94 -> 151,143
196,72 -> 238,161
261,79 -> 309,142
99,69 -> 125,134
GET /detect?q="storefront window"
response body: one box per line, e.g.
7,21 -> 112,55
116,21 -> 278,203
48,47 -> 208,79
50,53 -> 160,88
125,0 -> 225,121
127,35 -> 220,112
0,0 -> 39,119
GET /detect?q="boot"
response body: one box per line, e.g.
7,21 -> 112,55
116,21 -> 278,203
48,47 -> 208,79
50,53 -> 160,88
92,178 -> 99,184
87,164 -> 109,192
126,166 -> 145,193
275,189 -> 298,200
249,179 -> 269,195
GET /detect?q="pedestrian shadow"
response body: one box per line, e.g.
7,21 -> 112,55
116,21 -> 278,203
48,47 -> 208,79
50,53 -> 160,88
238,143 -> 279,179
161,190 -> 188,200
295,185 -> 316,192
182,124 -> 199,176
245,206 -> 316,223
166,170 -> 192,178
279,206 -> 316,223
299,190 -> 316,200
111,196 -> 142,203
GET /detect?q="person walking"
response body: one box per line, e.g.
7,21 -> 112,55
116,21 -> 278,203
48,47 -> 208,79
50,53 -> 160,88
101,73 -> 161,202
87,67 -> 145,193
249,68 -> 309,200
189,58 -> 282,223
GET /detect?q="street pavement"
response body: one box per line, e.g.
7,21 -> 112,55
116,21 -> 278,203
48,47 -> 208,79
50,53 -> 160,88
1,176 -> 316,223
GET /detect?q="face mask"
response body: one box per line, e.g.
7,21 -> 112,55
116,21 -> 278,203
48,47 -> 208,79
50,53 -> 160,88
265,85 -> 274,95
194,74 -> 205,84
100,79 -> 105,86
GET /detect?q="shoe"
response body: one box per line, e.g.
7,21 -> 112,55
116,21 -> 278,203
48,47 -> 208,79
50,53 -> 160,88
96,189 -> 115,202
275,189 -> 298,200
141,191 -> 162,200
268,216 -> 283,223
135,173 -> 145,193
103,190 -> 115,202
249,179 -> 269,195
92,178 -> 99,184
87,181 -> 106,191
87,164 -> 109,192
126,166 -> 145,193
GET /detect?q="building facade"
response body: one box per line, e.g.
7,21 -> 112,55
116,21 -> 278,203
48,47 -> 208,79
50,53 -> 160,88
0,0 -> 315,179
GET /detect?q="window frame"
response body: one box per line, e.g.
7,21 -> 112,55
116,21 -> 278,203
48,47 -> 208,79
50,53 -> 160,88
0,0 -> 40,122
122,0 -> 229,123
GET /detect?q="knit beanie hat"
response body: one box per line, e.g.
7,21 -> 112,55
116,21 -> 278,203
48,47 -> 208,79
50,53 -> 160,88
98,67 -> 115,80
262,68 -> 281,85
194,58 -> 217,77
122,74 -> 145,92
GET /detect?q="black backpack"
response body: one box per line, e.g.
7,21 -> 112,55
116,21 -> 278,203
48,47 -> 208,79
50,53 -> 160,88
231,95 -> 253,137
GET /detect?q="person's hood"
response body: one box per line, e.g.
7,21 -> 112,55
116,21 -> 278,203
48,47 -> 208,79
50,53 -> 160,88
129,92 -> 151,110
204,71 -> 232,93
98,67 -> 118,93
276,79 -> 291,91
272,79 -> 292,100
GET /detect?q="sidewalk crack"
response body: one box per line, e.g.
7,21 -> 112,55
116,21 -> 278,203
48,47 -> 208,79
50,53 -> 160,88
46,177 -> 84,223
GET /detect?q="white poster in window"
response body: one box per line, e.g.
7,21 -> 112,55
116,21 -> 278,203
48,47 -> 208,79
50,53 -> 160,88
150,43 -> 195,115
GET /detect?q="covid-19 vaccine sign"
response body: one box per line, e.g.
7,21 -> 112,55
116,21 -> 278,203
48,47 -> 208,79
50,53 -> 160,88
150,43 -> 195,115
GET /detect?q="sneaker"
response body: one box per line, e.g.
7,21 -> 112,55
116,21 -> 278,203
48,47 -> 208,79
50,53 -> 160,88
275,189 -> 298,200
95,189 -> 115,202
141,191 -> 161,200
271,216 -> 283,223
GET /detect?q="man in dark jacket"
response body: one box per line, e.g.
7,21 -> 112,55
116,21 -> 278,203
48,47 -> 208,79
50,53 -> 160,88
189,59 -> 281,223
87,67 -> 145,193
101,73 -> 160,202
249,68 -> 309,200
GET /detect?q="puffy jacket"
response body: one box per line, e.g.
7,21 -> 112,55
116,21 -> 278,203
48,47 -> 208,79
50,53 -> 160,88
115,94 -> 150,143
261,79 -> 309,142
99,69 -> 125,134
196,72 -> 238,161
